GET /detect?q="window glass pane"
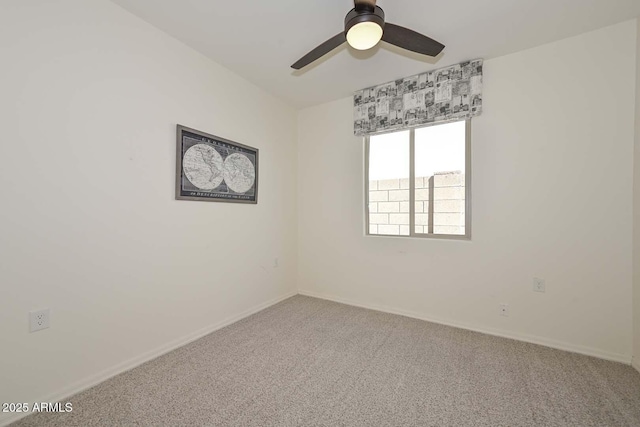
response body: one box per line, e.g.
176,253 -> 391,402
414,121 -> 466,235
368,130 -> 410,236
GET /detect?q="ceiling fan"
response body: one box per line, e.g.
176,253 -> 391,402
291,0 -> 445,70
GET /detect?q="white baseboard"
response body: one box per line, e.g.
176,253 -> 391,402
298,289 -> 632,365
0,291 -> 297,427
633,357 -> 640,374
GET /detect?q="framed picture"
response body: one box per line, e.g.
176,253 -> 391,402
176,125 -> 258,203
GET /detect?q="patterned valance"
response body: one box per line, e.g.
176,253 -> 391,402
353,59 -> 483,136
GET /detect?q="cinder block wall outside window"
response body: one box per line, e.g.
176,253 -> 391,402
368,171 -> 465,235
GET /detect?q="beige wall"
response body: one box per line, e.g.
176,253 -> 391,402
633,17 -> 640,373
0,0 -> 297,422
298,20 -> 636,363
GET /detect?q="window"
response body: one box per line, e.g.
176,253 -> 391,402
365,120 -> 470,239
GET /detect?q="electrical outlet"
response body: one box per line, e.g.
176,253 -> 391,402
273,258 -> 279,268
533,277 -> 546,293
29,309 -> 50,333
499,304 -> 509,317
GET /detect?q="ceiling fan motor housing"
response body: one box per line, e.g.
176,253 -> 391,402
344,5 -> 385,34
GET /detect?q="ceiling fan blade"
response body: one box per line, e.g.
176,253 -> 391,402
291,32 -> 346,69
382,23 -> 445,57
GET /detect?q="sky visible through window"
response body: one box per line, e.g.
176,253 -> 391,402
369,121 -> 465,180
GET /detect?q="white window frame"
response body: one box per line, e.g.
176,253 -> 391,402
364,119 -> 472,240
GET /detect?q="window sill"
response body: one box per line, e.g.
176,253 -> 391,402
364,233 -> 471,241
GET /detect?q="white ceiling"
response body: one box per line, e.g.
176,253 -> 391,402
109,0 -> 640,109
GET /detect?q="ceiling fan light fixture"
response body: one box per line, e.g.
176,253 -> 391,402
344,5 -> 385,51
346,21 -> 383,50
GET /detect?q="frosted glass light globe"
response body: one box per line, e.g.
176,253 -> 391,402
346,21 -> 383,50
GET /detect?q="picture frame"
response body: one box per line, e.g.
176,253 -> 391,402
176,125 -> 258,203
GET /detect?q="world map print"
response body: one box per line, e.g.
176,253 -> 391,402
183,144 -> 255,194
177,127 -> 258,203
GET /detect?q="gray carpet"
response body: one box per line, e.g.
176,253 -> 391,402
12,295 -> 640,427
